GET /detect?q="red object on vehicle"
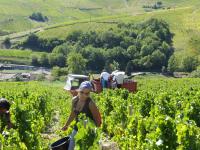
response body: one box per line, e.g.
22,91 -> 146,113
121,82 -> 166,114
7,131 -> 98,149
70,90 -> 78,97
121,80 -> 137,92
92,79 -> 102,93
92,79 -> 137,93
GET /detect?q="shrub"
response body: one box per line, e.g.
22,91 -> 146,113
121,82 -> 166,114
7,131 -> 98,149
181,56 -> 199,72
29,12 -> 48,22
167,55 -> 179,73
3,37 -> 11,48
36,74 -> 46,81
67,52 -> 87,74
19,34 -> 63,52
51,67 -> 68,80
189,66 -> 200,77
39,54 -> 49,67
31,55 -> 40,66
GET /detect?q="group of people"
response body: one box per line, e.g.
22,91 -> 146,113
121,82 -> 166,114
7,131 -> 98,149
100,70 -> 116,89
100,70 -> 124,89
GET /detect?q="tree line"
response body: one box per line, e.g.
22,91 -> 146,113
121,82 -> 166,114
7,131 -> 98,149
16,18 -> 175,75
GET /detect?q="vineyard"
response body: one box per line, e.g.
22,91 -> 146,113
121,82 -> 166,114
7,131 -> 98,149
0,82 -> 71,149
0,78 -> 200,149
0,49 -> 47,65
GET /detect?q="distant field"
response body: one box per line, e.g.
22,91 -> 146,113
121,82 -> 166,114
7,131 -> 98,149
1,0 -> 199,33
0,0 -> 130,33
37,5 -> 200,62
0,49 -> 47,64
38,15 -> 123,39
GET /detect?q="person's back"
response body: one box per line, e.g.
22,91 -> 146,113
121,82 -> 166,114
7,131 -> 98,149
110,75 -> 117,89
100,71 -> 110,88
112,71 -> 125,85
100,72 -> 110,81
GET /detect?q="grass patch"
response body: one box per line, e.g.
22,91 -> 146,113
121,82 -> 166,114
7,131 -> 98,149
0,49 -> 47,64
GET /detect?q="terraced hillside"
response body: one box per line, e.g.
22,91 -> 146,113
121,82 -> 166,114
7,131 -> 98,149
0,0 -> 199,33
36,4 -> 200,62
0,49 -> 47,65
1,0 -> 200,66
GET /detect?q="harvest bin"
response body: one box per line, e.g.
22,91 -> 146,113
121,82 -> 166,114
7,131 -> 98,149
92,79 -> 102,93
50,137 -> 70,150
121,81 -> 137,92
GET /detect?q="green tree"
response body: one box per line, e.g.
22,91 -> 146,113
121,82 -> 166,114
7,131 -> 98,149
31,55 -> 39,66
132,59 -> 141,71
49,53 -> 66,67
140,44 -> 154,56
67,52 -> 87,74
56,54 -> 66,67
107,47 -> 129,69
150,50 -> 166,69
52,43 -> 73,56
167,55 -> 179,73
182,56 -> 199,72
100,30 -> 122,48
51,67 -> 68,80
157,1 -> 162,6
110,60 -> 120,71
51,66 -> 60,80
29,12 -> 48,22
66,30 -> 83,42
190,66 -> 200,77
160,42 -> 174,60
3,37 -> 11,48
126,61 -> 133,76
39,54 -> 49,67
81,46 -> 105,72
139,55 -> 152,69
25,34 -> 39,48
49,54 -> 57,67
127,45 -> 139,59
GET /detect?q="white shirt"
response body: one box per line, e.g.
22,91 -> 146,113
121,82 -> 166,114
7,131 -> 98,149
100,72 -> 110,81
111,71 -> 125,84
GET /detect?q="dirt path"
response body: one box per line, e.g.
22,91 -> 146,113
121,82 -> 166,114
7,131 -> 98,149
41,110 -> 61,141
0,27 -> 43,42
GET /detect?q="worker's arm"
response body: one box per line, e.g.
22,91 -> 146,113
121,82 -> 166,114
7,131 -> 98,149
62,111 -> 76,131
89,101 -> 102,127
62,99 -> 77,131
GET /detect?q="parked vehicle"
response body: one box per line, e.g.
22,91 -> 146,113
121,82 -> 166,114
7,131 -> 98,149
64,74 -> 89,96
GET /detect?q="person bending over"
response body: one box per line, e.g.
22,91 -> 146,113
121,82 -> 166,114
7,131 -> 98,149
62,81 -> 102,150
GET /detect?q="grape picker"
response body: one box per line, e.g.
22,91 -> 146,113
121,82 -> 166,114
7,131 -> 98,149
62,81 -> 102,150
0,98 -> 13,132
